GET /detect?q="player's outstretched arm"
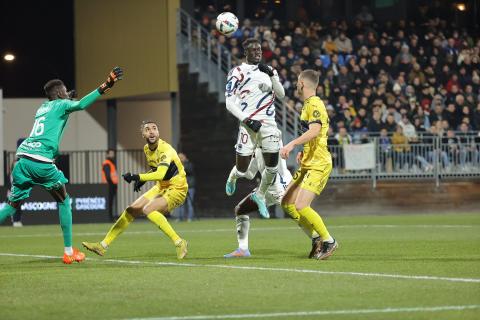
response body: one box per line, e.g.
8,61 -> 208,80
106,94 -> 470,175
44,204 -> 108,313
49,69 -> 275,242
66,67 -> 124,113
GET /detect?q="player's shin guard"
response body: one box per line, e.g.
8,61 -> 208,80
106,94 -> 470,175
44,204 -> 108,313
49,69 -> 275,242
147,211 -> 181,244
298,207 -> 331,241
102,210 -> 135,247
257,166 -> 278,197
0,203 -> 16,224
58,195 -> 73,247
283,204 -> 319,239
236,215 -> 250,250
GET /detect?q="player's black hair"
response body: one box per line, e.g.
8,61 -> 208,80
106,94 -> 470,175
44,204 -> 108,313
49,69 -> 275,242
44,79 -> 65,100
242,38 -> 260,51
140,120 -> 158,132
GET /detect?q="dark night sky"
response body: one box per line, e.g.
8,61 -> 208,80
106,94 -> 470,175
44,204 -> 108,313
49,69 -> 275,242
0,0 -> 74,98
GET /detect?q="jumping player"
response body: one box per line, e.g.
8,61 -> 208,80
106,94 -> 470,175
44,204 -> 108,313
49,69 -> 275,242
224,38 -> 285,218
224,148 -> 321,258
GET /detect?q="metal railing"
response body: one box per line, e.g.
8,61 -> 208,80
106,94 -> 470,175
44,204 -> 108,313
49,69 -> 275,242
177,8 -> 231,103
327,135 -> 480,187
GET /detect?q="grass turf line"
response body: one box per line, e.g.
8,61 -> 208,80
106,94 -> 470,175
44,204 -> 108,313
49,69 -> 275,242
0,213 -> 479,320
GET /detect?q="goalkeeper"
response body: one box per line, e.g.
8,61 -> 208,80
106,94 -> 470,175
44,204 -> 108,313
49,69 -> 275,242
0,67 -> 124,264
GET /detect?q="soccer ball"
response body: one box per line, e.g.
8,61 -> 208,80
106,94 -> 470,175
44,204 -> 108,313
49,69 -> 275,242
216,12 -> 239,37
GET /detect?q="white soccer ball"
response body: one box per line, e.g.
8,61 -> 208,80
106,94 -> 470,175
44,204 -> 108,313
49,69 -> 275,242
216,12 -> 239,37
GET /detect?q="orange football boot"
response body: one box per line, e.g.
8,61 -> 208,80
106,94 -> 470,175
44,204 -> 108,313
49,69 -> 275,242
63,247 -> 86,264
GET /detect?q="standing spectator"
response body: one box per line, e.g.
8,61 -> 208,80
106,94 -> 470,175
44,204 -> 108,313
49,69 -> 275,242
177,153 -> 196,222
392,125 -> 411,170
335,127 -> 352,170
101,149 -> 118,221
378,128 -> 392,172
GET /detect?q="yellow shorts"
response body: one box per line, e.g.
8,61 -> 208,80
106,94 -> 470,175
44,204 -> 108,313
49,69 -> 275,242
292,163 -> 332,195
143,183 -> 188,213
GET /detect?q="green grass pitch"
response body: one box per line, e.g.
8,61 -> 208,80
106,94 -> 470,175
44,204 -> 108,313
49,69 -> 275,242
1,213 -> 479,320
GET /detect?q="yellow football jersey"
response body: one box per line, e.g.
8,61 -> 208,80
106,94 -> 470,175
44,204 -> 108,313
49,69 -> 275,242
143,139 -> 187,188
299,96 -> 332,169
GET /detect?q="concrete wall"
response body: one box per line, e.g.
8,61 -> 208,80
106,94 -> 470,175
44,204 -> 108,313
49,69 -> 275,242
117,99 -> 173,148
74,0 -> 179,99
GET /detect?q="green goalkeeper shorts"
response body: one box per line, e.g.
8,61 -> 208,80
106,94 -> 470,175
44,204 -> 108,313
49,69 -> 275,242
8,157 -> 69,202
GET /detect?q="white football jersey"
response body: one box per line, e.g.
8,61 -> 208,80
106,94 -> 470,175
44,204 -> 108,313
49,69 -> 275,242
226,63 -> 279,126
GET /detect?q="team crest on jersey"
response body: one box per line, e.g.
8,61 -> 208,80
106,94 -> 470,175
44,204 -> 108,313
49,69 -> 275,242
160,155 -> 167,161
313,110 -> 320,118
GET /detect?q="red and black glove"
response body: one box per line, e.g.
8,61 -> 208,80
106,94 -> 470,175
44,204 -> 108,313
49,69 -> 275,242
98,67 -> 124,94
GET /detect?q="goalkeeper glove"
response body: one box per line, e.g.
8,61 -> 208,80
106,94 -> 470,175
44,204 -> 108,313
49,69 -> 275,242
243,118 -> 262,133
258,63 -> 274,77
133,180 -> 146,192
98,67 -> 124,94
122,172 -> 140,184
67,90 -> 77,100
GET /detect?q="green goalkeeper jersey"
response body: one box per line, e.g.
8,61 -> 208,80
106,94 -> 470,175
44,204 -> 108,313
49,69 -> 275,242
16,89 -> 101,162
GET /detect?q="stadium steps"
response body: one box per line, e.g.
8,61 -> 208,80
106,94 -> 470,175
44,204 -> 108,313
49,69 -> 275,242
178,64 -> 256,217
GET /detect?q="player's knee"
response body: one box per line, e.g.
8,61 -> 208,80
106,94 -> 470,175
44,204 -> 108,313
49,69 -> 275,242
234,204 -> 242,215
141,205 -> 153,216
126,206 -> 142,216
294,201 -> 307,212
263,152 -> 279,167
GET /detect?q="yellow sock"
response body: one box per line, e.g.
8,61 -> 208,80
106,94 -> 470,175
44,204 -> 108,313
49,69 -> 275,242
147,211 -> 180,244
282,204 -> 318,239
103,210 -> 135,246
298,206 -> 330,240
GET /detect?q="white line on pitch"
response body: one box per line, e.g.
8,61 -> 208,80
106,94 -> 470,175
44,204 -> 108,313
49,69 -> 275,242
1,252 -> 479,284
0,224 -> 476,239
125,305 -> 480,320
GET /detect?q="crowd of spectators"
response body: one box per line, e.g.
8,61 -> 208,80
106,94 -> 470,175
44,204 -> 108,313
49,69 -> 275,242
196,5 -> 480,170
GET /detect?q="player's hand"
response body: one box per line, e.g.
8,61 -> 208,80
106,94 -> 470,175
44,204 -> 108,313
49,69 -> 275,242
296,151 -> 303,164
243,118 -> 262,133
122,172 -> 140,184
67,90 -> 77,100
258,63 -> 274,77
133,180 -> 146,192
98,67 -> 124,94
280,142 -> 295,160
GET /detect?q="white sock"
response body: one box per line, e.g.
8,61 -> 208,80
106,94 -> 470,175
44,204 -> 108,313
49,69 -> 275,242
324,235 -> 334,243
230,166 -> 246,181
100,241 -> 108,249
257,166 -> 277,198
236,215 -> 250,250
64,247 -> 73,255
